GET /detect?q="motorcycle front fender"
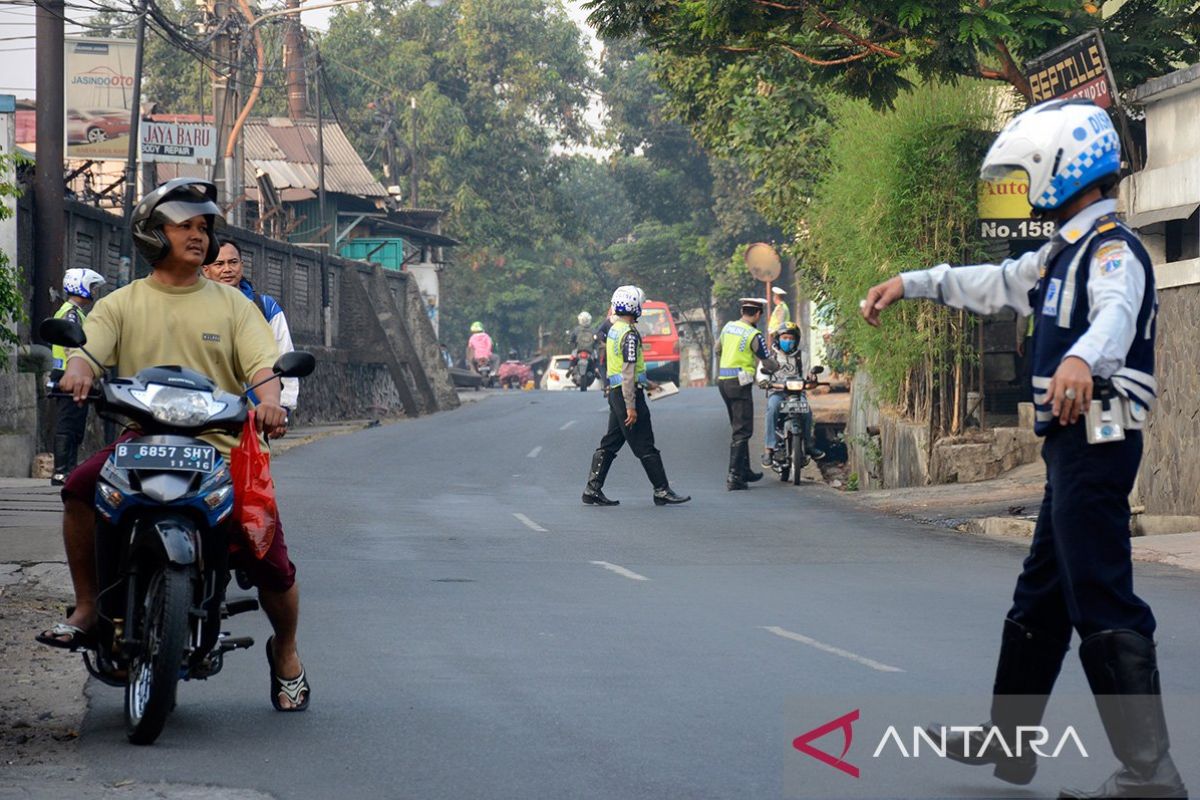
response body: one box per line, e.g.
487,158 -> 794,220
130,515 -> 199,567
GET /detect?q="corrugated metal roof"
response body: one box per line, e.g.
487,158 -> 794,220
243,117 -> 386,197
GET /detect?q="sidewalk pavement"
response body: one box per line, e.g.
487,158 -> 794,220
846,459 -> 1200,572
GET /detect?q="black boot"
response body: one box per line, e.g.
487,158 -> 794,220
641,454 -> 690,505
581,449 -> 619,506
929,618 -> 1069,785
726,444 -> 747,490
738,441 -> 763,482
1059,630 -> 1188,799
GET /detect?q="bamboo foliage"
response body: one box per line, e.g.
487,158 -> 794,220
797,81 -> 990,438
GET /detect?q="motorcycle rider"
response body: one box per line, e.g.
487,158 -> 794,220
863,99 -> 1185,798
48,268 -> 106,485
757,321 -> 824,468
39,179 -> 310,711
466,321 -> 496,374
567,310 -> 594,352
581,285 -> 689,507
716,298 -> 778,490
203,238 -> 299,420
568,311 -> 597,388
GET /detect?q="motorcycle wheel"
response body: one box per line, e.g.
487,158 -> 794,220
777,433 -> 790,481
125,565 -> 191,745
791,430 -> 805,486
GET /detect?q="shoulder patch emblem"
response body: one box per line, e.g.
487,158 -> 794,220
1093,241 -> 1126,276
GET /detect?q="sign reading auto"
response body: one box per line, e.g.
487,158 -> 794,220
140,121 -> 217,163
977,169 -> 1057,241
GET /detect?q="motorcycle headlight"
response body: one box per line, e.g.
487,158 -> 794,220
786,379 -> 806,391
130,384 -> 227,426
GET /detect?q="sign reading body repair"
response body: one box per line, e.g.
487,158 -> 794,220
65,37 -> 136,160
1025,30 -> 1116,109
140,121 -> 216,163
977,169 -> 1057,241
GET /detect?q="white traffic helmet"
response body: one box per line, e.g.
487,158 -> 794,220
981,99 -> 1120,212
577,311 -> 593,327
63,268 -> 106,300
611,285 -> 644,319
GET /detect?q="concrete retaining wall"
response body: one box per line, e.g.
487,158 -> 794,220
1137,283 -> 1200,515
848,370 -> 1040,490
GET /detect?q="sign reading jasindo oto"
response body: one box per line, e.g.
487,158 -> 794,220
64,37 -> 137,161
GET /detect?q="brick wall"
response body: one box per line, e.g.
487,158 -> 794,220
1137,283 -> 1200,515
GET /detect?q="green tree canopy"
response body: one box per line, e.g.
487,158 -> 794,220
585,0 -> 1200,108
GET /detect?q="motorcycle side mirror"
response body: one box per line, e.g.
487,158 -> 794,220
274,351 -> 316,379
811,365 -> 824,374
39,317 -> 87,348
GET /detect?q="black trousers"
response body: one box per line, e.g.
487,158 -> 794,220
598,388 -> 659,460
1008,422 -> 1155,640
719,379 -> 755,446
50,369 -> 89,474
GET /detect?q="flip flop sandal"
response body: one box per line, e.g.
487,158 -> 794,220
35,622 -> 94,651
266,635 -> 310,712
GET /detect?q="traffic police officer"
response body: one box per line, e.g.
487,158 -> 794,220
863,99 -> 1185,799
716,298 -> 777,490
49,268 -> 106,485
581,286 -> 690,507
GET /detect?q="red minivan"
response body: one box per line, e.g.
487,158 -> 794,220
637,301 -> 680,383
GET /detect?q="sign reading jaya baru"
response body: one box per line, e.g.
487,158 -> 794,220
1025,30 -> 1116,109
140,121 -> 217,163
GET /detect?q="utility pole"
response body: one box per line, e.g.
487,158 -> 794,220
408,96 -> 418,207
315,55 -> 331,347
209,0 -> 239,221
33,0 -> 65,329
283,0 -> 307,119
118,0 -> 149,284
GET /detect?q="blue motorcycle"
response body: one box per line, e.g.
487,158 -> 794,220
40,318 -> 314,745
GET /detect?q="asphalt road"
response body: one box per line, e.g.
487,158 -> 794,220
76,389 -> 1200,799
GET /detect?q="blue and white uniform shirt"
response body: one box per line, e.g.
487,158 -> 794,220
900,199 -> 1156,436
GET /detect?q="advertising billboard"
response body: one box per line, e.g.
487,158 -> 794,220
977,169 -> 1057,241
65,37 -> 137,161
1025,30 -> 1117,110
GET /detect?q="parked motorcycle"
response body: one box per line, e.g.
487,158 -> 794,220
569,349 -> 595,391
767,366 -> 826,485
39,318 -> 315,745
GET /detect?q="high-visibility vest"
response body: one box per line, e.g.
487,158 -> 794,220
718,320 -> 759,380
606,319 -> 646,387
51,301 -> 86,371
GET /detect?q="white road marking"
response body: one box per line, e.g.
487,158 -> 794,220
559,420 -> 577,430
527,446 -> 543,458
590,561 -> 649,582
760,626 -> 904,673
513,512 -> 548,533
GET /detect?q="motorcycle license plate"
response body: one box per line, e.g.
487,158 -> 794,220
782,396 -> 809,414
113,442 -> 216,472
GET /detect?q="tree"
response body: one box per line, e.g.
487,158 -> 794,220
319,0 -> 597,354
0,151 -> 26,363
585,0 -> 1200,108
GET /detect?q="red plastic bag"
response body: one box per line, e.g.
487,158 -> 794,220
230,409 -> 278,559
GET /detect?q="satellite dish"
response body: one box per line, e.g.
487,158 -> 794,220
744,242 -> 781,282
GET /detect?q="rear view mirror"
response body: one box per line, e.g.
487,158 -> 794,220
811,365 -> 824,374
39,317 -> 87,348
274,351 -> 316,378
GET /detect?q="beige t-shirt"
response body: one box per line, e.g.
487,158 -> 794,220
71,275 -> 280,456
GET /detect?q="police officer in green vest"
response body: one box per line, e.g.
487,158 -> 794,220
49,269 -> 106,485
582,285 -> 690,507
717,298 -> 778,490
